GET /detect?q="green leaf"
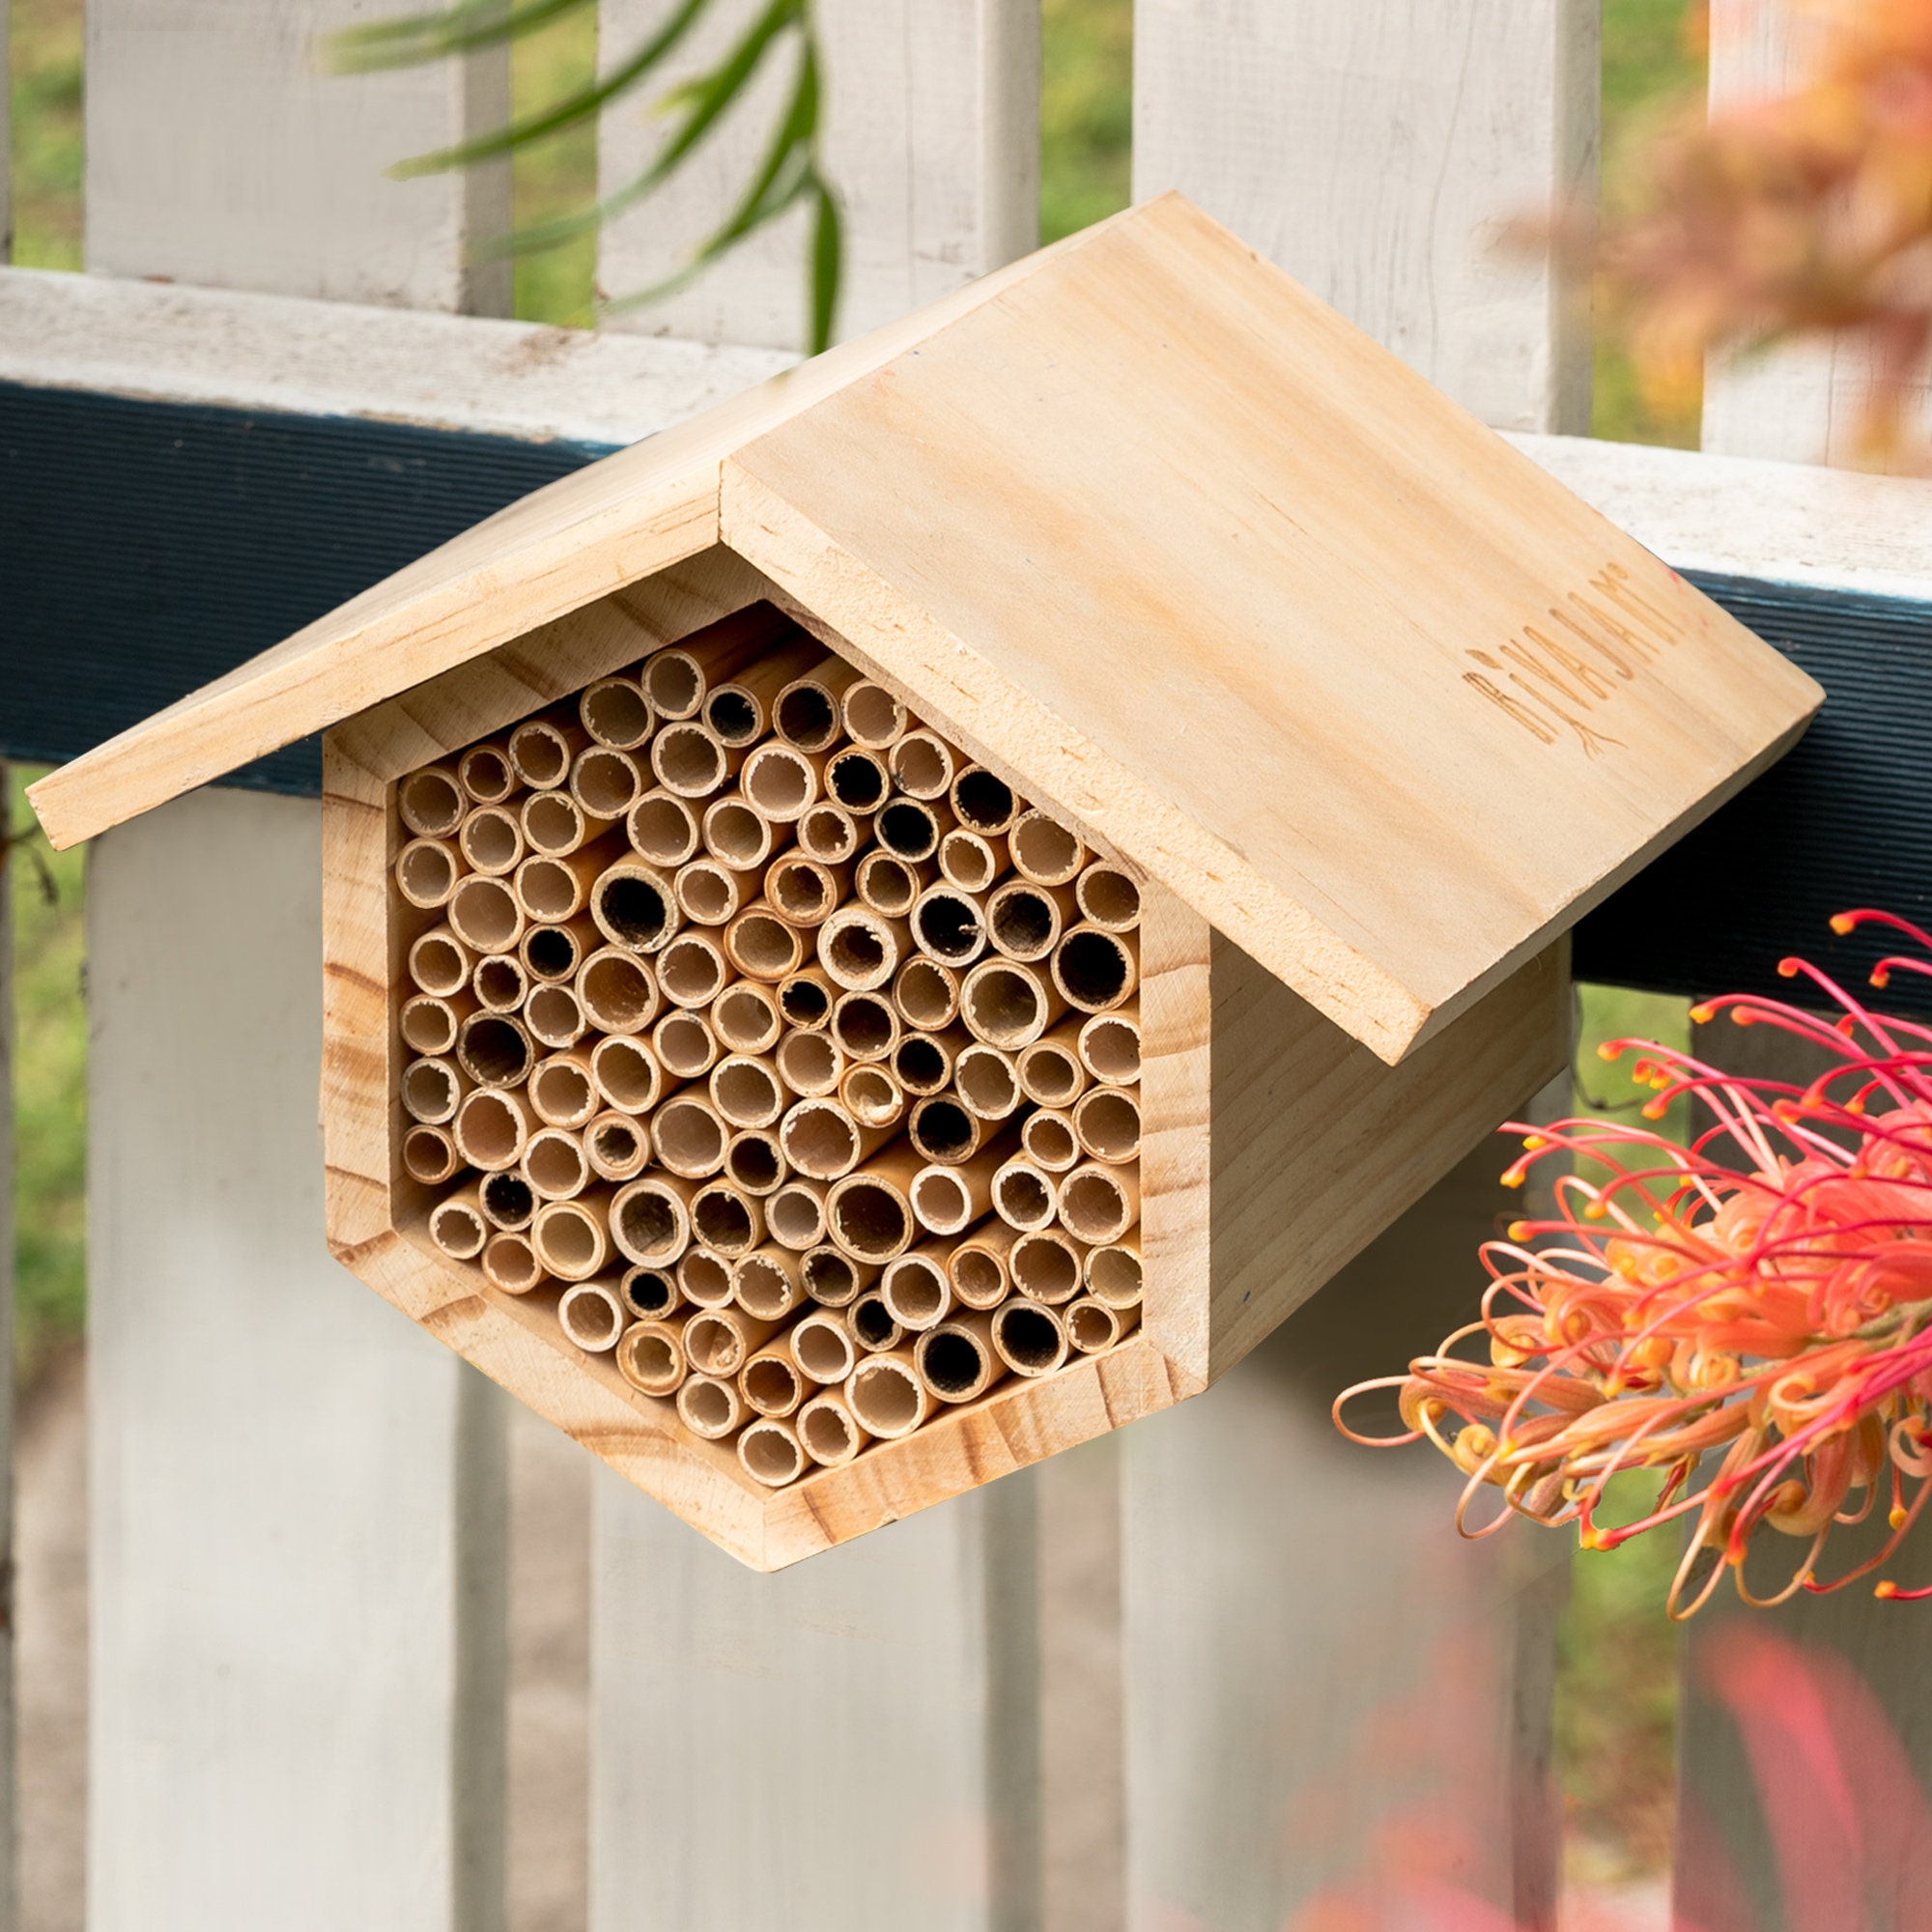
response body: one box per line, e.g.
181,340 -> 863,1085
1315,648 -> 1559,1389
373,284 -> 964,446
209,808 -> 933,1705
809,177 -> 841,354
327,0 -> 587,74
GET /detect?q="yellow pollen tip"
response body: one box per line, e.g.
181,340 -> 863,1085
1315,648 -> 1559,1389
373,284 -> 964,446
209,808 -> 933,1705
1641,1099 -> 1667,1121
1597,1042 -> 1622,1062
1501,1169 -> 1525,1189
1584,1200 -> 1608,1220
1508,1221 -> 1533,1242
1578,1526 -> 1598,1549
1733,1010 -> 1754,1025
1831,914 -> 1856,936
1891,1506 -> 1909,1530
1777,960 -> 1799,979
1521,1135 -> 1546,1151
1872,970 -> 1891,989
1690,1004 -> 1716,1024
1877,1579 -> 1900,1599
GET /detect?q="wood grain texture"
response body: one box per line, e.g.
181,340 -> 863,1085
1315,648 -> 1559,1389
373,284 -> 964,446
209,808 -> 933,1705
598,0 -> 1038,352
1201,936 -> 1568,1387
1133,0 -> 1599,434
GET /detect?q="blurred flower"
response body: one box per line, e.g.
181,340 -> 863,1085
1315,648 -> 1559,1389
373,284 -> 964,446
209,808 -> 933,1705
1335,910 -> 1932,1618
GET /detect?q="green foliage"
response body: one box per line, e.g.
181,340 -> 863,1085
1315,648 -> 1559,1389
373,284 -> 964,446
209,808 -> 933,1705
508,1 -> 600,327
1040,0 -> 1130,243
8,0 -> 84,270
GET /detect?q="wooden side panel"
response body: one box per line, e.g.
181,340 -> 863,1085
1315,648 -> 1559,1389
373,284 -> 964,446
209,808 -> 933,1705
1205,936 -> 1568,1386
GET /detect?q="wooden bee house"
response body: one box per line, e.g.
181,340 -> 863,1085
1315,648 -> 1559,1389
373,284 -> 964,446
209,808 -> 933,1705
29,195 -> 1822,1569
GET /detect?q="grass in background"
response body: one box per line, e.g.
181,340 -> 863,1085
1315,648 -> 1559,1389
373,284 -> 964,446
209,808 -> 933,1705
509,5 -> 599,328
8,0 -> 82,270
1041,0 -> 1130,243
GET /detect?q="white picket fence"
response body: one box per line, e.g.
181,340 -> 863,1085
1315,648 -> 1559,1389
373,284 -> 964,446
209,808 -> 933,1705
3,1 -> 1930,1926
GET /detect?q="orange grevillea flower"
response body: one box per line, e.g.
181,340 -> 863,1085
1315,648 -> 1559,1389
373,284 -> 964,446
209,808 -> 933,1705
1335,910 -> 1932,1619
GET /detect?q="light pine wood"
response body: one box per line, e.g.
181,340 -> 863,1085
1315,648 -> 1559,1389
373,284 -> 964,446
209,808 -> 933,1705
599,0 -> 1039,351
1133,0 -> 1599,436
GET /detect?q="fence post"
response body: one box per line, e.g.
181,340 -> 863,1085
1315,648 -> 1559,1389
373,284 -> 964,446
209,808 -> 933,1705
80,7 -> 513,1925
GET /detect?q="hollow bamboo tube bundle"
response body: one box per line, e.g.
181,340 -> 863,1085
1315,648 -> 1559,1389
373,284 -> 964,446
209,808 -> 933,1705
741,741 -> 825,823
909,1126 -> 1017,1235
409,923 -> 474,997
777,965 -> 837,1031
702,792 -> 782,871
709,1054 -> 787,1130
615,1314 -> 692,1397
525,983 -> 586,1051
674,858 -> 747,928
839,1063 -> 904,1131
773,654 -> 860,752
657,931 -> 728,1009
950,1221 -> 1021,1309
1058,1162 -> 1141,1245
775,1028 -> 843,1101
579,673 -> 654,751
954,1042 -> 1023,1122
1052,924 -> 1139,1016
816,906 -> 906,992
780,1098 -> 891,1182
455,1010 -> 533,1089
677,1375 -> 746,1441
960,958 -> 1065,1050
910,883 -> 988,969
732,1244 -> 806,1321
844,1348 -> 931,1438
1074,861 -> 1141,931
454,1086 -> 532,1171
525,1127 -> 591,1201
458,804 -> 525,878
524,907 -> 603,982
1020,1107 -> 1081,1173
891,1025 -> 963,1099
915,1310 -> 1005,1405
1009,809 -> 1087,886
610,1174 -> 700,1267
429,1184 -> 489,1261
483,1232 -> 547,1295
724,1127 -> 788,1199
677,1247 -> 736,1309
847,1291 -> 903,1354
1009,1227 -> 1088,1305
767,1178 -> 828,1251
767,854 -> 849,927
825,746 -> 890,814
1086,1238 -> 1142,1308
1073,1085 -> 1142,1163
652,1008 -> 719,1081
855,851 -> 927,921
1078,1009 -> 1141,1086
532,1194 -> 611,1281
397,837 -> 464,911
737,1417 -> 807,1488
712,980 -> 782,1055
880,1242 -> 954,1333
400,990 -> 471,1059
516,830 -> 629,924
796,1392 -> 869,1468
651,1094 -> 730,1179
986,878 -> 1078,964
628,787 -> 702,867
652,721 -> 745,799
457,741 -> 516,805
937,827 -> 1005,894
788,1309 -> 857,1386
399,763 -> 466,838
888,728 -> 955,801
589,860 -> 682,956
577,948 -> 659,1036
620,1264 -> 681,1321
726,903 -> 807,982
588,1035 -> 664,1117
584,1111 -> 651,1182
802,1244 -> 875,1309
875,797 -> 952,867
907,1094 -> 988,1166
738,1341 -> 807,1418
558,1279 -> 627,1352
825,1144 -> 926,1264
472,952 -> 529,1015
703,634 -> 824,746
950,764 -> 1018,837
521,788 -> 611,860
830,991 -> 899,1066
527,1049 -> 599,1127
797,801 -> 866,864
992,1155 -> 1059,1232
1016,1016 -> 1091,1108
508,714 -> 587,791
682,1306 -> 781,1379
841,680 -> 907,750
479,1169 -> 536,1231
688,1179 -> 765,1260
991,1298 -> 1069,1378
1065,1296 -> 1140,1356
640,646 -> 706,722
893,956 -> 960,1032
571,745 -> 645,822
403,1122 -> 463,1187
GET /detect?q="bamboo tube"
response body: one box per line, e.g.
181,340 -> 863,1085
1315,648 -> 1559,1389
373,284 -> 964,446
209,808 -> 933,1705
673,858 -> 746,928
710,1054 -> 787,1131
954,1041 -> 1023,1121
584,1111 -> 651,1183
722,1128 -> 785,1200
825,1145 -> 923,1264
699,793 -> 780,872
1075,861 -> 1142,931
893,956 -> 960,1032
908,1094 -> 985,1165
845,1349 -> 931,1438
910,884 -> 987,967
515,830 -> 629,924
524,1128 -> 590,1202
456,1011 -> 533,1089
677,1247 -> 736,1310
909,1127 -> 1019,1235
767,1179 -> 828,1251
677,1375 -> 746,1441
401,990 -> 469,1058
1052,925 -> 1139,1016
788,1310 -> 857,1386
528,1050 -> 599,1127
589,1034 -> 664,1114
991,1299 -> 1069,1378
611,1174 -> 699,1267
1016,1017 -> 1091,1108
888,729 -> 956,802
775,1028 -> 844,1101
403,1055 -> 467,1126
577,946 -> 660,1036
520,788 -> 609,860
916,1310 -> 1006,1405
741,741 -> 824,823
572,745 -> 645,822
1073,1085 -> 1142,1163
738,1417 -> 807,1487
818,906 -> 906,992
1010,810 -> 1087,886
641,646 -> 705,722
459,804 -> 525,878
1086,1239 -> 1142,1309
712,981 -> 781,1056
589,860 -> 681,956
508,715 -> 586,792
839,1064 -> 904,1131
854,851 -> 925,920
1010,1227 -> 1087,1305
615,1314 -> 691,1397
403,1122 -> 463,1187
803,1244 -> 874,1308
841,680 -> 907,750
740,1340 -> 808,1417
479,1168 -> 536,1232
992,1155 -> 1058,1232
825,746 -> 890,813
651,722 -> 741,798
532,1195 -> 611,1281
579,673 -> 653,751
1066,1296 -> 1139,1355
881,1242 -> 953,1332
876,797 -> 952,865
849,1291 -> 903,1353
620,1265 -> 681,1321
472,952 -> 529,1014
429,1185 -> 489,1261
397,837 -> 464,911
399,763 -> 466,838
950,1221 -> 1020,1309
628,787 -> 702,867
703,635 -> 824,747
409,924 -> 473,997
525,983 -> 587,1051
960,958 -> 1064,1050
936,828 -> 1005,894
559,1278 -> 627,1352
725,904 -> 806,982
777,966 -> 836,1032
767,854 -> 849,927
797,802 -> 865,864
482,1232 -> 547,1295
1057,1163 -> 1139,1246
689,1179 -> 765,1260
987,878 -> 1078,963
651,1008 -> 719,1081
683,1306 -> 781,1379
891,1026 -> 962,1098
1021,1107 -> 1081,1173
830,991 -> 900,1065
657,931 -> 728,1009
773,656 -> 859,752
732,1244 -> 806,1322
796,1392 -> 869,1467
651,1094 -> 729,1179
949,764 -> 1018,837
521,913 -> 600,983
1078,1010 -> 1141,1086
457,742 -> 516,806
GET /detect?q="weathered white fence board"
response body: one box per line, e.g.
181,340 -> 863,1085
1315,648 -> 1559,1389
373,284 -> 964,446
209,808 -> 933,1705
1132,0 -> 1598,434
598,0 -> 1039,349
